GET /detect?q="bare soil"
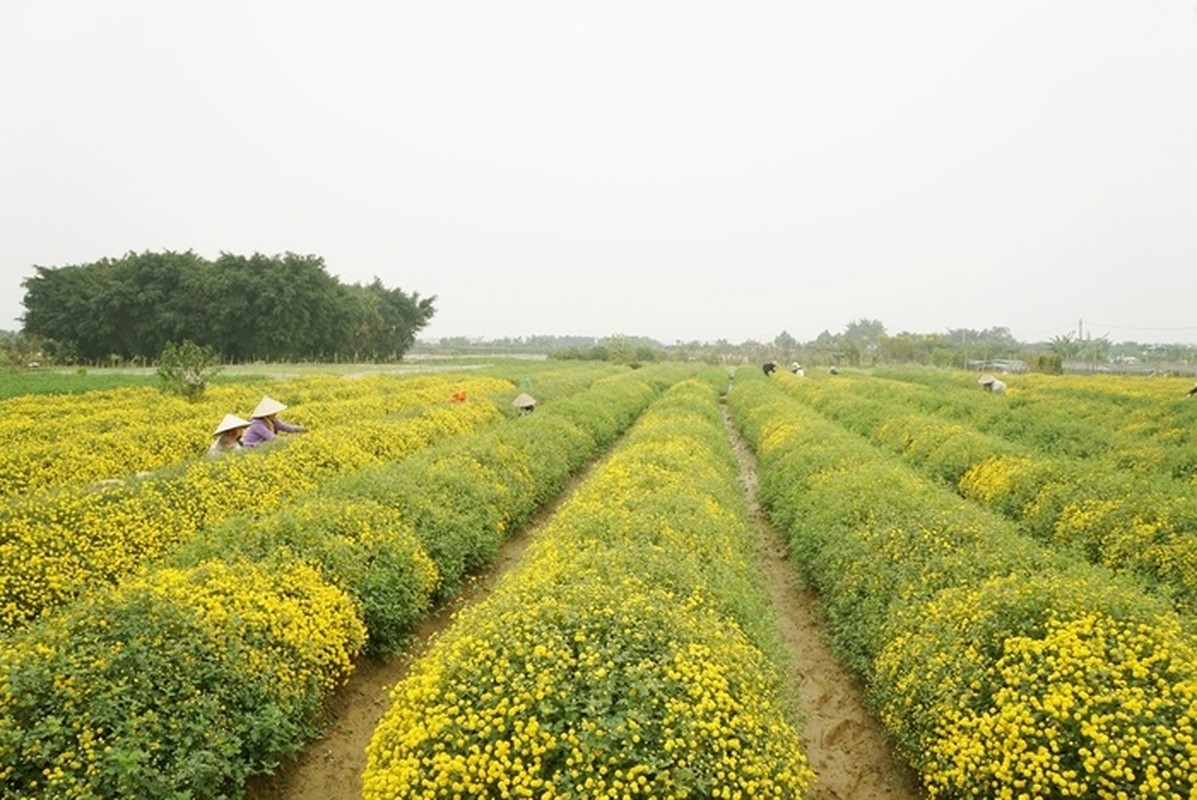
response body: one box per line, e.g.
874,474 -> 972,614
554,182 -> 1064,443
721,407 -> 925,799
245,408 -> 926,800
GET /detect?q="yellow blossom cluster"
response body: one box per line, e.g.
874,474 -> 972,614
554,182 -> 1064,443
364,378 -> 815,799
728,367 -> 1197,798
169,495 -> 443,656
0,558 -> 365,799
959,454 -> 1038,504
926,612 -> 1197,798
0,377 -> 509,631
0,374 -> 511,498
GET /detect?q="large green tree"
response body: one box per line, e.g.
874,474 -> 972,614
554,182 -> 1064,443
20,250 -> 435,362
343,278 -> 436,361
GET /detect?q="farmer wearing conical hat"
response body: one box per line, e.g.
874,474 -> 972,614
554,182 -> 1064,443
242,395 -> 307,448
512,392 -> 536,415
978,373 -> 1007,394
206,414 -> 251,458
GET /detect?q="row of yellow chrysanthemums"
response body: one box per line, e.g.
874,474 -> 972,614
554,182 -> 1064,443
731,369 -> 1197,799
771,370 -> 1197,616
0,373 -> 522,498
0,375 -> 517,632
851,366 -> 1197,471
0,367 -> 678,799
364,376 -> 816,800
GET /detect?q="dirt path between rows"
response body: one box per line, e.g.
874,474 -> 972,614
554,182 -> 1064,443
721,406 -> 925,800
246,406 -> 926,800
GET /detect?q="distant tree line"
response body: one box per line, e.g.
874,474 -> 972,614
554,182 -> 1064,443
10,294 -> 1197,373
718,320 -> 1197,375
414,334 -> 664,366
424,334 -> 604,354
597,320 -> 1033,370
413,319 -> 1197,376
20,250 -> 435,363
548,334 -> 662,366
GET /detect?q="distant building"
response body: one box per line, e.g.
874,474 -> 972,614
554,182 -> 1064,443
966,359 -> 1027,374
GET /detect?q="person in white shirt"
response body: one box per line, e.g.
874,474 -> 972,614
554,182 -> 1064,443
978,374 -> 1007,394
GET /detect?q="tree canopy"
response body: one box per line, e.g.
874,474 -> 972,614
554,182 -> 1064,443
20,250 -> 435,362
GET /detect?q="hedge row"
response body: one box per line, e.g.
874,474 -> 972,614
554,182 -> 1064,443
364,375 -> 815,799
731,369 -> 1197,798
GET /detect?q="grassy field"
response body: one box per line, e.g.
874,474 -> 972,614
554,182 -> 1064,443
0,358 -> 554,401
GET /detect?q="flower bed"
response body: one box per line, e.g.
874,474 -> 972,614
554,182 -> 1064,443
364,377 -> 815,799
0,366 -> 681,799
731,369 -> 1197,798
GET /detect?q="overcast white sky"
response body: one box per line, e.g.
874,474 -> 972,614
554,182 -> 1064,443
2,2 -> 1195,345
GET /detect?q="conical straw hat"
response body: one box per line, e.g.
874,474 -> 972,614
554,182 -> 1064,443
252,395 -> 287,418
978,373 -> 996,385
512,392 -> 536,408
213,414 -> 251,436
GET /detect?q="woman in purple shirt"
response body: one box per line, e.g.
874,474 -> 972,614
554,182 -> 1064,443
242,395 -> 307,447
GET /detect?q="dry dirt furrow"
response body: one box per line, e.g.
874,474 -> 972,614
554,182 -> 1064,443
721,405 -> 926,800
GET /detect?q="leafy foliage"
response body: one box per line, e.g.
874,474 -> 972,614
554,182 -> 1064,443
20,250 -> 436,362
156,339 -> 222,400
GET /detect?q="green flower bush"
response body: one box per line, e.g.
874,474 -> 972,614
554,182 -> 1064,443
0,560 -> 365,799
169,497 -> 439,657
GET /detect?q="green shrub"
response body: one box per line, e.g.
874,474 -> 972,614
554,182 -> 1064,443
873,569 -> 1191,795
156,339 -> 222,401
170,498 -> 439,657
0,560 -> 364,799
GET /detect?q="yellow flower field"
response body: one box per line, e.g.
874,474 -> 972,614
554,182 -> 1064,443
0,374 -> 511,498
364,378 -> 815,799
774,368 -> 1197,615
732,367 -> 1197,798
0,374 -> 512,631
0,364 -> 678,799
